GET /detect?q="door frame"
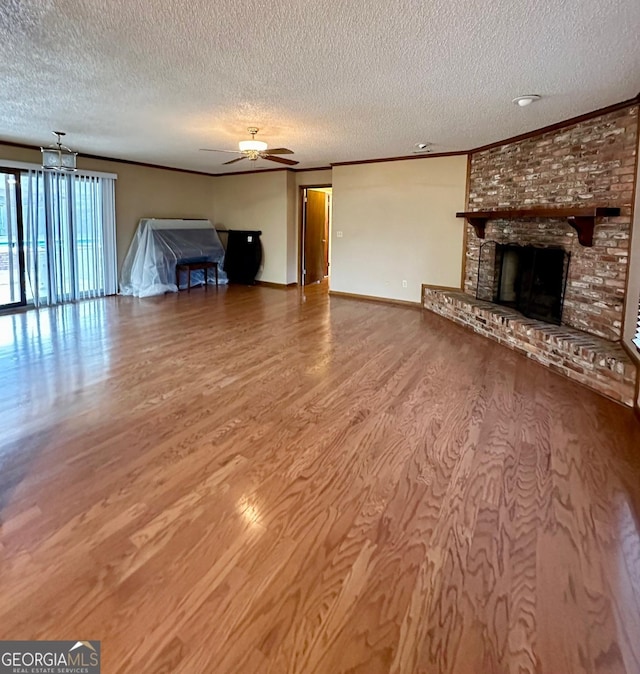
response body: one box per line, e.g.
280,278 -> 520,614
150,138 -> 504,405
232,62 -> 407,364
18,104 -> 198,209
0,168 -> 27,310
298,183 -> 332,286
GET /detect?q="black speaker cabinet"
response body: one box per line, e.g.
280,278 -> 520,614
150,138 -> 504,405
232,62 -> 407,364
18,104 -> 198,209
223,230 -> 263,284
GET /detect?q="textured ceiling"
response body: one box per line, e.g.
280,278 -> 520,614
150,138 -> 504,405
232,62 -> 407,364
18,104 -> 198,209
0,0 -> 638,174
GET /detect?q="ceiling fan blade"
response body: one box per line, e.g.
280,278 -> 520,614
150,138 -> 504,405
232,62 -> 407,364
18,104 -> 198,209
200,148 -> 242,154
223,157 -> 247,165
262,155 -> 299,166
264,148 -> 294,155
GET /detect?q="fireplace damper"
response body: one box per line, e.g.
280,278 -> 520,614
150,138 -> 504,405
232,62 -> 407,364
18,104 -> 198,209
492,244 -> 570,325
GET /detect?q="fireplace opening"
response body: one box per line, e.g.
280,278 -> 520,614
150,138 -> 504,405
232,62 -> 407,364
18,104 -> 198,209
494,244 -> 570,324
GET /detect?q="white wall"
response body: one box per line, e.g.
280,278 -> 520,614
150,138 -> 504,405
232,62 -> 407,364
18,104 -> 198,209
330,156 -> 468,303
286,172 -> 298,284
211,160 -> 466,296
213,171 -> 289,284
212,169 -> 333,286
295,170 -> 332,188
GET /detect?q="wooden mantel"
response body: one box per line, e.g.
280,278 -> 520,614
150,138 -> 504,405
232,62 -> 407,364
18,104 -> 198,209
456,207 -> 621,247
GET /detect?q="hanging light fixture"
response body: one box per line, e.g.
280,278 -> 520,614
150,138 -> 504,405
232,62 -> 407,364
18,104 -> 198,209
41,131 -> 77,172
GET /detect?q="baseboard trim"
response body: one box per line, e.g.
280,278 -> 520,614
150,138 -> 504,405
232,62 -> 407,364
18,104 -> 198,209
421,283 -> 463,294
255,281 -> 298,289
329,290 -> 421,309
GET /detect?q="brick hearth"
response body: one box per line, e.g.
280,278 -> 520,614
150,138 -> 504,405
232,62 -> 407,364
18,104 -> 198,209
423,287 -> 636,405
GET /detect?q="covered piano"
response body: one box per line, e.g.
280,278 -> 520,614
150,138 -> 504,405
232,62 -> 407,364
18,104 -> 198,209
120,218 -> 227,297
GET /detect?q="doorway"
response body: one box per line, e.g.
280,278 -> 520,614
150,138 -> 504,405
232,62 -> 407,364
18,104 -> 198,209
300,186 -> 331,286
0,170 -> 26,309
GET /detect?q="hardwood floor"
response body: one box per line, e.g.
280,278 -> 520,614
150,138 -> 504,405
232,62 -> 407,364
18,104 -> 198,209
1,284 -> 639,674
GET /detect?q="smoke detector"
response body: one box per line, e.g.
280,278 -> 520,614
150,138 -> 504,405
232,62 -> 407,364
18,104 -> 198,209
413,142 -> 433,153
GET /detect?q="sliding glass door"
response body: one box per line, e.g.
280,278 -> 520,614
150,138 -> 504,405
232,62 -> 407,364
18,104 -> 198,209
21,170 -> 117,306
0,170 -> 26,309
0,164 -> 116,310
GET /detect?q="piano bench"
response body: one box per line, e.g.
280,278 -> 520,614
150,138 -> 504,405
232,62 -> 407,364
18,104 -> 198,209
175,260 -> 219,292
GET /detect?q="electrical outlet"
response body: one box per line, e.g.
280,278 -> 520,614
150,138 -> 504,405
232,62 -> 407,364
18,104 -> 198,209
402,280 -> 408,288
336,231 -> 343,238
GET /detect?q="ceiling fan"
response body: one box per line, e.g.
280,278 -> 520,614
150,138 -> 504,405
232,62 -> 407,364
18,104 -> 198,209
200,127 -> 299,166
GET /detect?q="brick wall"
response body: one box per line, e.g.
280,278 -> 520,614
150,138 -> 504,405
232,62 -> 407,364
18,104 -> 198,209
465,105 -> 638,341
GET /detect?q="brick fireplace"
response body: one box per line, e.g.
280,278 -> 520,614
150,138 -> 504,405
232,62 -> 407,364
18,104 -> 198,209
423,104 -> 638,405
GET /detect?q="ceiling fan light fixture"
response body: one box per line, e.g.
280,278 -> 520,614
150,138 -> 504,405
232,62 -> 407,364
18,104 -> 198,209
200,126 -> 298,166
239,127 -> 268,153
239,139 -> 268,152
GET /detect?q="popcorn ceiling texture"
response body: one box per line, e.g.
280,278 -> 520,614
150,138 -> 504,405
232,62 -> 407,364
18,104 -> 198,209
0,0 -> 639,172
465,105 -> 638,341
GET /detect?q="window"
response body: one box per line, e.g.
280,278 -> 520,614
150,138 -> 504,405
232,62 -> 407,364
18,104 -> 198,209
20,169 -> 117,306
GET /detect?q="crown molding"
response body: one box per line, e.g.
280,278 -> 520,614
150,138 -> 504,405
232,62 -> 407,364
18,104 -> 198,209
331,150 -> 468,167
212,165 -> 332,176
81,152 -> 217,176
470,93 -> 640,154
0,138 -> 219,177
2,93 -> 638,176
0,138 -> 332,177
213,166 -> 289,177
292,166 -> 332,173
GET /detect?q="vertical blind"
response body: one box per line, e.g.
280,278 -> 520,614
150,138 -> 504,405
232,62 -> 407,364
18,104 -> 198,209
21,169 -> 117,306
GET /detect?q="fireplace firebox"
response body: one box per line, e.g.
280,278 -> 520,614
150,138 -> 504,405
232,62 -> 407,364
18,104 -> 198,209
493,244 -> 570,324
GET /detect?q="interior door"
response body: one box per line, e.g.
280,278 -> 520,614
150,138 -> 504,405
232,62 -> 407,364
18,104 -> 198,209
0,170 -> 26,309
324,194 -> 330,276
303,189 -> 327,285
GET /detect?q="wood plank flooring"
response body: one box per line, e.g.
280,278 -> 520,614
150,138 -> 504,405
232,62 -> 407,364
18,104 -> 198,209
1,284 -> 639,674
